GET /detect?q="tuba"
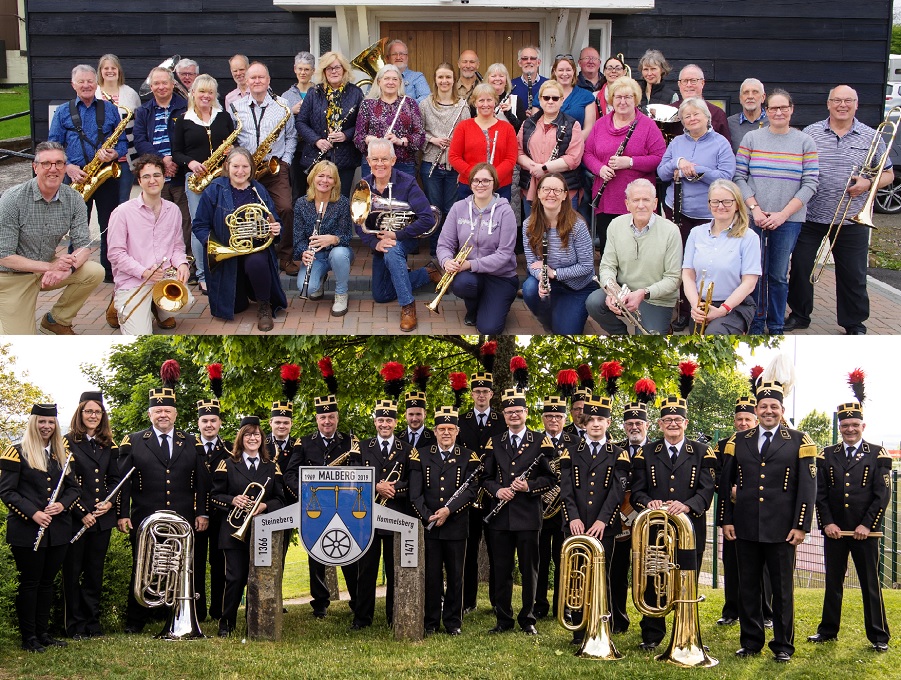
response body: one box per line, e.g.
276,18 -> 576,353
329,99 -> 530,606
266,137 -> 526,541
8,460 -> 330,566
350,180 -> 441,237
207,200 -> 275,271
558,534 -> 622,660
351,38 -> 388,91
631,506 -> 717,667
71,104 -> 133,202
134,511 -> 204,639
187,105 -> 242,194
228,478 -> 270,542
139,55 -> 190,101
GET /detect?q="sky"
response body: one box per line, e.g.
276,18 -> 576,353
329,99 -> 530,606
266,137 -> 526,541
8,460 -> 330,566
3,336 -> 900,447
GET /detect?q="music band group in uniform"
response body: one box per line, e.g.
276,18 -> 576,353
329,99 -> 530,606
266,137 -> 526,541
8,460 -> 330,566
0,42 -> 893,336
0,350 -> 891,663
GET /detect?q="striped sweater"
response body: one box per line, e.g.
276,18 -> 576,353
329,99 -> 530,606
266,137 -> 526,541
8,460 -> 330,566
733,127 -> 819,222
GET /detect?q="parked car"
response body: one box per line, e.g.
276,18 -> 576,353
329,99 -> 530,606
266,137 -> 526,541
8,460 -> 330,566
887,82 -> 901,101
875,138 -> 901,214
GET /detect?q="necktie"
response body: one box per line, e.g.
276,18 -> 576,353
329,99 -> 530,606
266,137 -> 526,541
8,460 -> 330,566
45,448 -> 54,467
323,438 -> 332,449
760,430 -> 772,458
630,444 -> 638,458
89,438 -> 97,454
160,433 -> 170,460
511,435 -> 520,450
669,445 -> 678,464
591,441 -> 600,458
846,445 -> 856,460
478,414 -> 486,428
551,437 -> 559,448
409,432 -> 418,449
206,442 -> 214,457
441,451 -> 448,462
382,440 -> 390,458
249,458 -> 257,471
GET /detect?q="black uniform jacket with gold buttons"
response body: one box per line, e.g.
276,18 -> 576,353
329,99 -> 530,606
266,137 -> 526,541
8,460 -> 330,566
815,440 -> 892,533
721,425 -> 818,542
482,429 -> 556,532
117,428 -> 210,528
283,430 -> 355,503
359,436 -> 413,520
713,435 -> 733,528
65,432 -> 121,534
211,455 -> 285,551
631,438 -> 716,524
266,434 -> 301,474
399,426 -> 436,452
457,409 -> 506,456
0,444 -> 81,547
559,438 -> 630,532
195,436 -> 233,475
409,444 -> 481,540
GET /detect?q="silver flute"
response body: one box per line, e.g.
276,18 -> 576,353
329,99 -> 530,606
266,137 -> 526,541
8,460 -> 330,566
33,451 -> 74,551
70,467 -> 135,543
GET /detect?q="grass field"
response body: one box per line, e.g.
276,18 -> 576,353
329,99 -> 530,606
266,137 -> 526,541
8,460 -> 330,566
0,86 -> 30,140
0,584 -> 896,680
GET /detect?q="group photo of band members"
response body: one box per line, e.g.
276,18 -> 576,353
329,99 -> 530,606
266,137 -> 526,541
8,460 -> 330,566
0,334 -> 895,670
1,40 -> 896,336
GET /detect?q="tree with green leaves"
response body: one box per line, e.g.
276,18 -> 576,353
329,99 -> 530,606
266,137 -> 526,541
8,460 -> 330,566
0,344 -> 49,445
798,409 -> 833,450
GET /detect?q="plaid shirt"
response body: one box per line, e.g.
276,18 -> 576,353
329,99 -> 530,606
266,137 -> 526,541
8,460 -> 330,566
0,178 -> 90,272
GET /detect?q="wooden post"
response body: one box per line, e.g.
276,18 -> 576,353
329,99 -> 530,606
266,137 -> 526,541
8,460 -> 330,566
325,566 -> 340,600
392,522 -> 424,641
246,526 -> 285,641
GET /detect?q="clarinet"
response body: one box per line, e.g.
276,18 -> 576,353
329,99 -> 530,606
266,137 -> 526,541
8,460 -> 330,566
540,230 -> 551,294
303,104 -> 358,176
484,452 -> 545,523
591,117 -> 639,210
299,201 -> 326,299
33,451 -> 74,551
494,91 -> 511,117
428,102 -> 465,178
525,74 -> 535,114
426,463 -> 484,531
672,170 -> 684,228
71,467 -> 135,543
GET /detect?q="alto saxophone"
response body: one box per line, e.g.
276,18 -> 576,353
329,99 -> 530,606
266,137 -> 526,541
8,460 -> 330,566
253,96 -> 292,179
72,104 -> 133,202
187,105 -> 242,194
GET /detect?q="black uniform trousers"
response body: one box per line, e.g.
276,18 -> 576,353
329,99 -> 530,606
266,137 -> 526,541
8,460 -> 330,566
721,536 -> 773,621
464,507 -> 495,610
10,544 -> 68,642
609,537 -> 631,632
62,527 -> 112,636
535,511 -> 563,618
817,536 -> 889,644
489,527 -> 540,629
221,546 -> 251,631
308,557 -> 358,616
735,539 -> 796,655
355,533 -> 396,627
193,514 -> 224,620
787,220 -> 869,331
425,536 -> 467,632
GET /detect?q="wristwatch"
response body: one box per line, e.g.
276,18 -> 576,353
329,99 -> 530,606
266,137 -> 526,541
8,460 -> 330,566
541,164 -> 548,172
748,203 -> 759,211
644,289 -> 651,300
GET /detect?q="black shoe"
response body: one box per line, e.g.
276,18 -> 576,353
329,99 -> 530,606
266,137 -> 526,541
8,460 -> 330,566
672,315 -> 689,332
763,619 -> 773,629
218,627 -> 231,638
38,635 -> 67,648
350,622 -> 368,631
612,627 -> 628,635
123,626 -> 142,635
89,631 -> 105,638
773,651 -> 791,663
71,633 -> 89,641
464,311 -> 476,327
424,628 -> 438,637
873,642 -> 889,652
571,636 -> 583,645
845,326 -> 867,335
717,617 -> 737,626
533,608 -> 549,619
638,641 -> 659,651
735,647 -> 761,657
313,611 -> 326,620
783,316 -> 810,332
447,628 -> 461,636
22,637 -> 46,653
521,625 -> 538,635
488,625 -> 513,634
807,633 -> 837,643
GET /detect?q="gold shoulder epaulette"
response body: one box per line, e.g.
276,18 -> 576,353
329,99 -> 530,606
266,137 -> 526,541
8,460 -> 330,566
799,433 -> 818,459
541,435 -> 554,448
634,447 -> 645,460
469,451 -> 480,463
723,433 -> 737,457
410,448 -> 420,462
215,460 -> 228,473
0,445 -> 20,463
484,437 -> 493,450
275,463 -> 283,476
616,450 -> 630,464
703,448 -> 717,460
120,434 -> 131,447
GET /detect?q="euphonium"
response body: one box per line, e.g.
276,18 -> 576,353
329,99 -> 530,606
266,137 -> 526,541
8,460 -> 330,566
558,534 -> 622,660
252,96 -> 292,179
631,506 -> 717,667
351,37 -> 388,91
350,180 -> 441,237
229,478 -> 271,542
139,55 -> 190,100
134,510 -> 204,639
426,232 -> 473,314
187,105 -> 243,194
71,104 -> 133,201
207,200 -> 275,271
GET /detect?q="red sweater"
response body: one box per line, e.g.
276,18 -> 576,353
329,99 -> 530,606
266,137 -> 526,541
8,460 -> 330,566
448,118 -> 518,187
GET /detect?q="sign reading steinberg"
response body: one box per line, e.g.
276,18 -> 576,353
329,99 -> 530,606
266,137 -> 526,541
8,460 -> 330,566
300,467 -> 375,566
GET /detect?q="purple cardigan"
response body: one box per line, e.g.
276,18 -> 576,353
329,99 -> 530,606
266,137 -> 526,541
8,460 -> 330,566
436,195 -> 518,279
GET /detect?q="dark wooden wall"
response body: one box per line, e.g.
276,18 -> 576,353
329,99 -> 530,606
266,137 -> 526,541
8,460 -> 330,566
603,0 -> 893,127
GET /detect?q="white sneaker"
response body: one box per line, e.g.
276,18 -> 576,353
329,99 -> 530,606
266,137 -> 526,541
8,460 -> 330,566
331,293 -> 348,317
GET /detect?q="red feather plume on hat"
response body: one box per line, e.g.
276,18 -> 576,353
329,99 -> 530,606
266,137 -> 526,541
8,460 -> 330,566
318,356 -> 338,395
510,356 -> 528,390
576,363 -> 594,392
160,359 -> 180,389
678,361 -> 698,399
207,363 -> 223,398
556,369 -> 578,399
479,340 -> 497,373
634,378 -> 657,404
412,365 -> 432,393
600,360 -> 623,397
848,368 -> 866,404
450,372 -> 468,408
380,362 -> 406,399
749,365 -> 764,394
281,364 -> 301,401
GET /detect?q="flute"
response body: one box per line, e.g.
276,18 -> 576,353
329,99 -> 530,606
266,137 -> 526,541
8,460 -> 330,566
70,467 -> 135,543
33,451 -> 74,551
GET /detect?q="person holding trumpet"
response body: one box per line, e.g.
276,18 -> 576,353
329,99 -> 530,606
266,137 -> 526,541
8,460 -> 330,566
108,154 -> 191,334
211,416 -> 285,638
682,180 -> 760,334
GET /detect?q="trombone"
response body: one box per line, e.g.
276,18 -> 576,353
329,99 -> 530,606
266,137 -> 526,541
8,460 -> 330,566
810,105 -> 901,284
427,233 -> 473,314
693,272 -> 714,335
118,258 -> 191,325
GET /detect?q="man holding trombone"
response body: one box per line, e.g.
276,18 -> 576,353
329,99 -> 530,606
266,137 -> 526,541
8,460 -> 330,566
786,85 -> 895,335
108,154 -> 190,334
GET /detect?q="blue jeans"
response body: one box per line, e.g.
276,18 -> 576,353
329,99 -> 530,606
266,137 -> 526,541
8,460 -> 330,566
371,238 -> 430,306
422,162 -> 458,255
361,161 -> 416,179
750,220 -> 801,334
522,276 -> 596,334
296,246 -> 354,295
456,183 -> 511,202
185,174 -> 206,284
449,271 -> 519,335
118,162 -> 135,204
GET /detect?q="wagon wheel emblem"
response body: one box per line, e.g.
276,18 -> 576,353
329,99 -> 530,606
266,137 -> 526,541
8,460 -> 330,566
321,528 -> 352,558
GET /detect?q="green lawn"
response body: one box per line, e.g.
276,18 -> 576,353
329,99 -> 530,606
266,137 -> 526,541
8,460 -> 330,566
0,585 -> 897,679
0,86 -> 30,140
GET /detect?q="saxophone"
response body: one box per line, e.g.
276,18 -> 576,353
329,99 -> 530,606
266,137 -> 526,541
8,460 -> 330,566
252,96 -> 292,179
72,104 -> 133,202
187,105 -> 242,194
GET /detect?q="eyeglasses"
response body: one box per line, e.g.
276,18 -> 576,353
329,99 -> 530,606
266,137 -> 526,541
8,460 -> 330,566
37,160 -> 66,170
660,417 -> 685,425
390,51 -> 409,57
580,56 -> 600,63
767,105 -> 792,113
369,157 -> 393,165
471,178 -> 494,186
140,172 -> 164,180
828,98 -> 856,105
519,55 -> 539,61
555,54 -> 574,61
504,409 -> 526,416
544,414 -> 564,420
541,95 -> 561,102
325,64 -> 344,72
708,198 -> 736,208
244,432 -> 262,438
678,77 -> 703,85
604,65 -> 625,72
82,409 -> 103,416
539,186 -> 566,196
613,94 -> 635,101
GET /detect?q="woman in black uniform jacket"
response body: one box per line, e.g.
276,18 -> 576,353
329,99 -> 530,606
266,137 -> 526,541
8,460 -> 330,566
211,416 -> 284,637
62,391 -> 120,639
0,404 -> 81,653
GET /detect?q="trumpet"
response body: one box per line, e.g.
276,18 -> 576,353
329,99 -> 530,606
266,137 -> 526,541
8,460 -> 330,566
229,478 -> 271,542
601,278 -> 654,335
377,461 -> 402,506
427,233 -> 473,314
810,105 -> 901,284
328,436 -> 361,466
694,272 -> 714,335
118,259 -> 191,325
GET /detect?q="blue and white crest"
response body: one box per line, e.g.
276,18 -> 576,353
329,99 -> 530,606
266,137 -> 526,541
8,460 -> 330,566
300,466 -> 375,566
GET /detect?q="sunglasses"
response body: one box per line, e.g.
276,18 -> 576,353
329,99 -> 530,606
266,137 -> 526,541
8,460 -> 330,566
555,54 -> 574,61
541,95 -> 561,102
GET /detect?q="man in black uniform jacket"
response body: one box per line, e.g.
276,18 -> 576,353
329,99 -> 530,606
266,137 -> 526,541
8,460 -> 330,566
117,385 -> 209,634
457,371 -> 506,612
721,381 -> 818,663
409,406 -> 481,635
284,394 -> 359,618
562,387 -> 589,441
630,394 -> 716,651
401,390 -> 436,452
534,395 -> 577,620
352,398 -> 413,630
808,395 -> 891,651
193,397 -> 231,622
482,388 -> 555,635
559,394 -> 630,644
